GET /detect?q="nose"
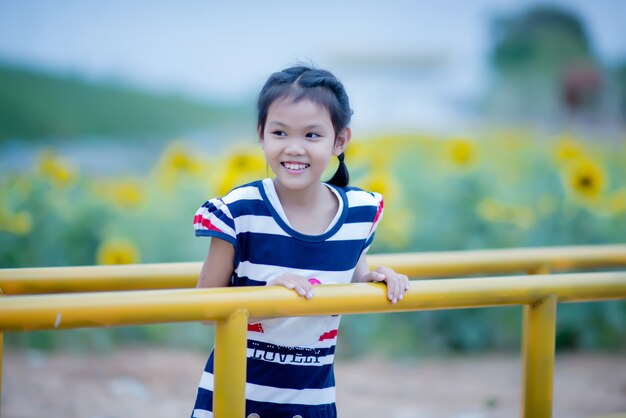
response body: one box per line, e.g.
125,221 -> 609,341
284,137 -> 306,156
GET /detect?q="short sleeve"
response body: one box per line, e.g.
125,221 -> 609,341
193,197 -> 237,247
362,192 -> 384,255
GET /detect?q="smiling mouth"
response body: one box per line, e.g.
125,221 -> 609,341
281,162 -> 310,171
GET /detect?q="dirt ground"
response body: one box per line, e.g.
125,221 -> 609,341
3,348 -> 626,418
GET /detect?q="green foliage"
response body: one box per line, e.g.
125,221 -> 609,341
486,5 -> 601,122
0,62 -> 247,140
7,324 -> 214,353
2,130 -> 626,356
490,5 -> 592,72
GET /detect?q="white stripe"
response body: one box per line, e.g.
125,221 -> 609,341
245,347 -> 335,365
326,222 -> 372,241
247,381 -> 335,405
199,371 -> 215,391
222,185 -> 262,204
192,408 -> 213,418
234,216 -> 371,241
199,371 -> 335,405
346,189 -> 380,207
236,261 -> 355,284
236,215 -> 289,236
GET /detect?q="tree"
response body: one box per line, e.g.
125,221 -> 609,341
486,5 -> 601,123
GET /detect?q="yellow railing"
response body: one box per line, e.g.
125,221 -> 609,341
2,244 -> 625,295
1,245 -> 626,418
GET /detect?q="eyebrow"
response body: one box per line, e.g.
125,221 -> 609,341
266,121 -> 326,130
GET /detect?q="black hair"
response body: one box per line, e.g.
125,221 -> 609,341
257,65 -> 352,187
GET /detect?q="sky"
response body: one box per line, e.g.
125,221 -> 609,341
1,0 -> 625,131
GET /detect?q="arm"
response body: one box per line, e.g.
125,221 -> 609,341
197,237 -> 235,289
351,254 -> 410,304
196,238 -> 235,324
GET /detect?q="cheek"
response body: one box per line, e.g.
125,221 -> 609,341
262,141 -> 281,162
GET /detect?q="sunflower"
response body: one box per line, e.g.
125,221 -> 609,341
36,150 -> 77,188
96,238 -> 140,265
0,210 -> 32,235
565,159 -> 606,200
475,198 -> 535,229
217,147 -> 266,195
446,138 -> 476,167
106,178 -> 144,209
159,142 -> 204,176
554,135 -> 584,164
357,168 -> 398,201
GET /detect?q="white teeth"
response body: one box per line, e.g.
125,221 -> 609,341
283,162 -> 308,170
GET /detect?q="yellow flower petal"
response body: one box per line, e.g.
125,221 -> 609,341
96,239 -> 140,265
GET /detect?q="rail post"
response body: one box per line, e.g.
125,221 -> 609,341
0,329 -> 3,413
520,291 -> 557,418
213,308 -> 249,418
0,289 -> 4,414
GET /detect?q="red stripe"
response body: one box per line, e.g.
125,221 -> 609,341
193,214 -> 223,233
248,323 -> 264,333
369,197 -> 384,234
318,329 -> 338,341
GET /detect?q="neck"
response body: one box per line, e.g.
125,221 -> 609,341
272,179 -> 328,209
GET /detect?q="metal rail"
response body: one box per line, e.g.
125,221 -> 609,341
1,272 -> 626,418
2,244 -> 626,418
1,244 -> 625,295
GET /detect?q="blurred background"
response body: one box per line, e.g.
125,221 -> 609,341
1,0 -> 625,410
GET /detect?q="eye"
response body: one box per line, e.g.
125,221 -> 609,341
271,130 -> 287,137
306,132 -> 321,139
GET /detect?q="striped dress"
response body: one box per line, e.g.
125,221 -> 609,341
191,178 -> 384,418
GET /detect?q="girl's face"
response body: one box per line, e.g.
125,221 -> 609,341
260,96 -> 349,193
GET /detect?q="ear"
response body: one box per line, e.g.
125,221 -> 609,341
257,126 -> 264,147
333,127 -> 351,156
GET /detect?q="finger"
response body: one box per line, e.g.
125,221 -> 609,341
386,279 -> 398,303
295,282 -> 313,298
392,279 -> 403,303
294,283 -> 307,296
271,277 -> 295,289
368,271 -> 386,282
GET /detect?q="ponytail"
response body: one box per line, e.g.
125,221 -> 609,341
326,152 -> 349,187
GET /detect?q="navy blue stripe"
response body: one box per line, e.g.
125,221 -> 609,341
231,275 -> 266,287
344,186 -> 372,194
203,352 -> 215,372
228,198 -> 271,218
195,230 -> 236,247
345,205 -> 377,223
238,232 -> 363,270
202,355 -> 335,392
201,199 -> 236,231
193,387 -> 213,413
246,357 -> 334,389
245,398 -> 336,417
193,389 -> 336,418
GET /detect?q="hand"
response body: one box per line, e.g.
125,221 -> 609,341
362,266 -> 410,304
268,274 -> 316,299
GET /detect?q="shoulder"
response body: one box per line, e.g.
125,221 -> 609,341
195,180 -> 266,222
219,180 -> 264,205
341,185 -> 384,209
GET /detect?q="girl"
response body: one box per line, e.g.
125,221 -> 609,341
191,65 -> 409,418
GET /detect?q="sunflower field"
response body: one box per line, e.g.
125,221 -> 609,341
2,130 -> 626,355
